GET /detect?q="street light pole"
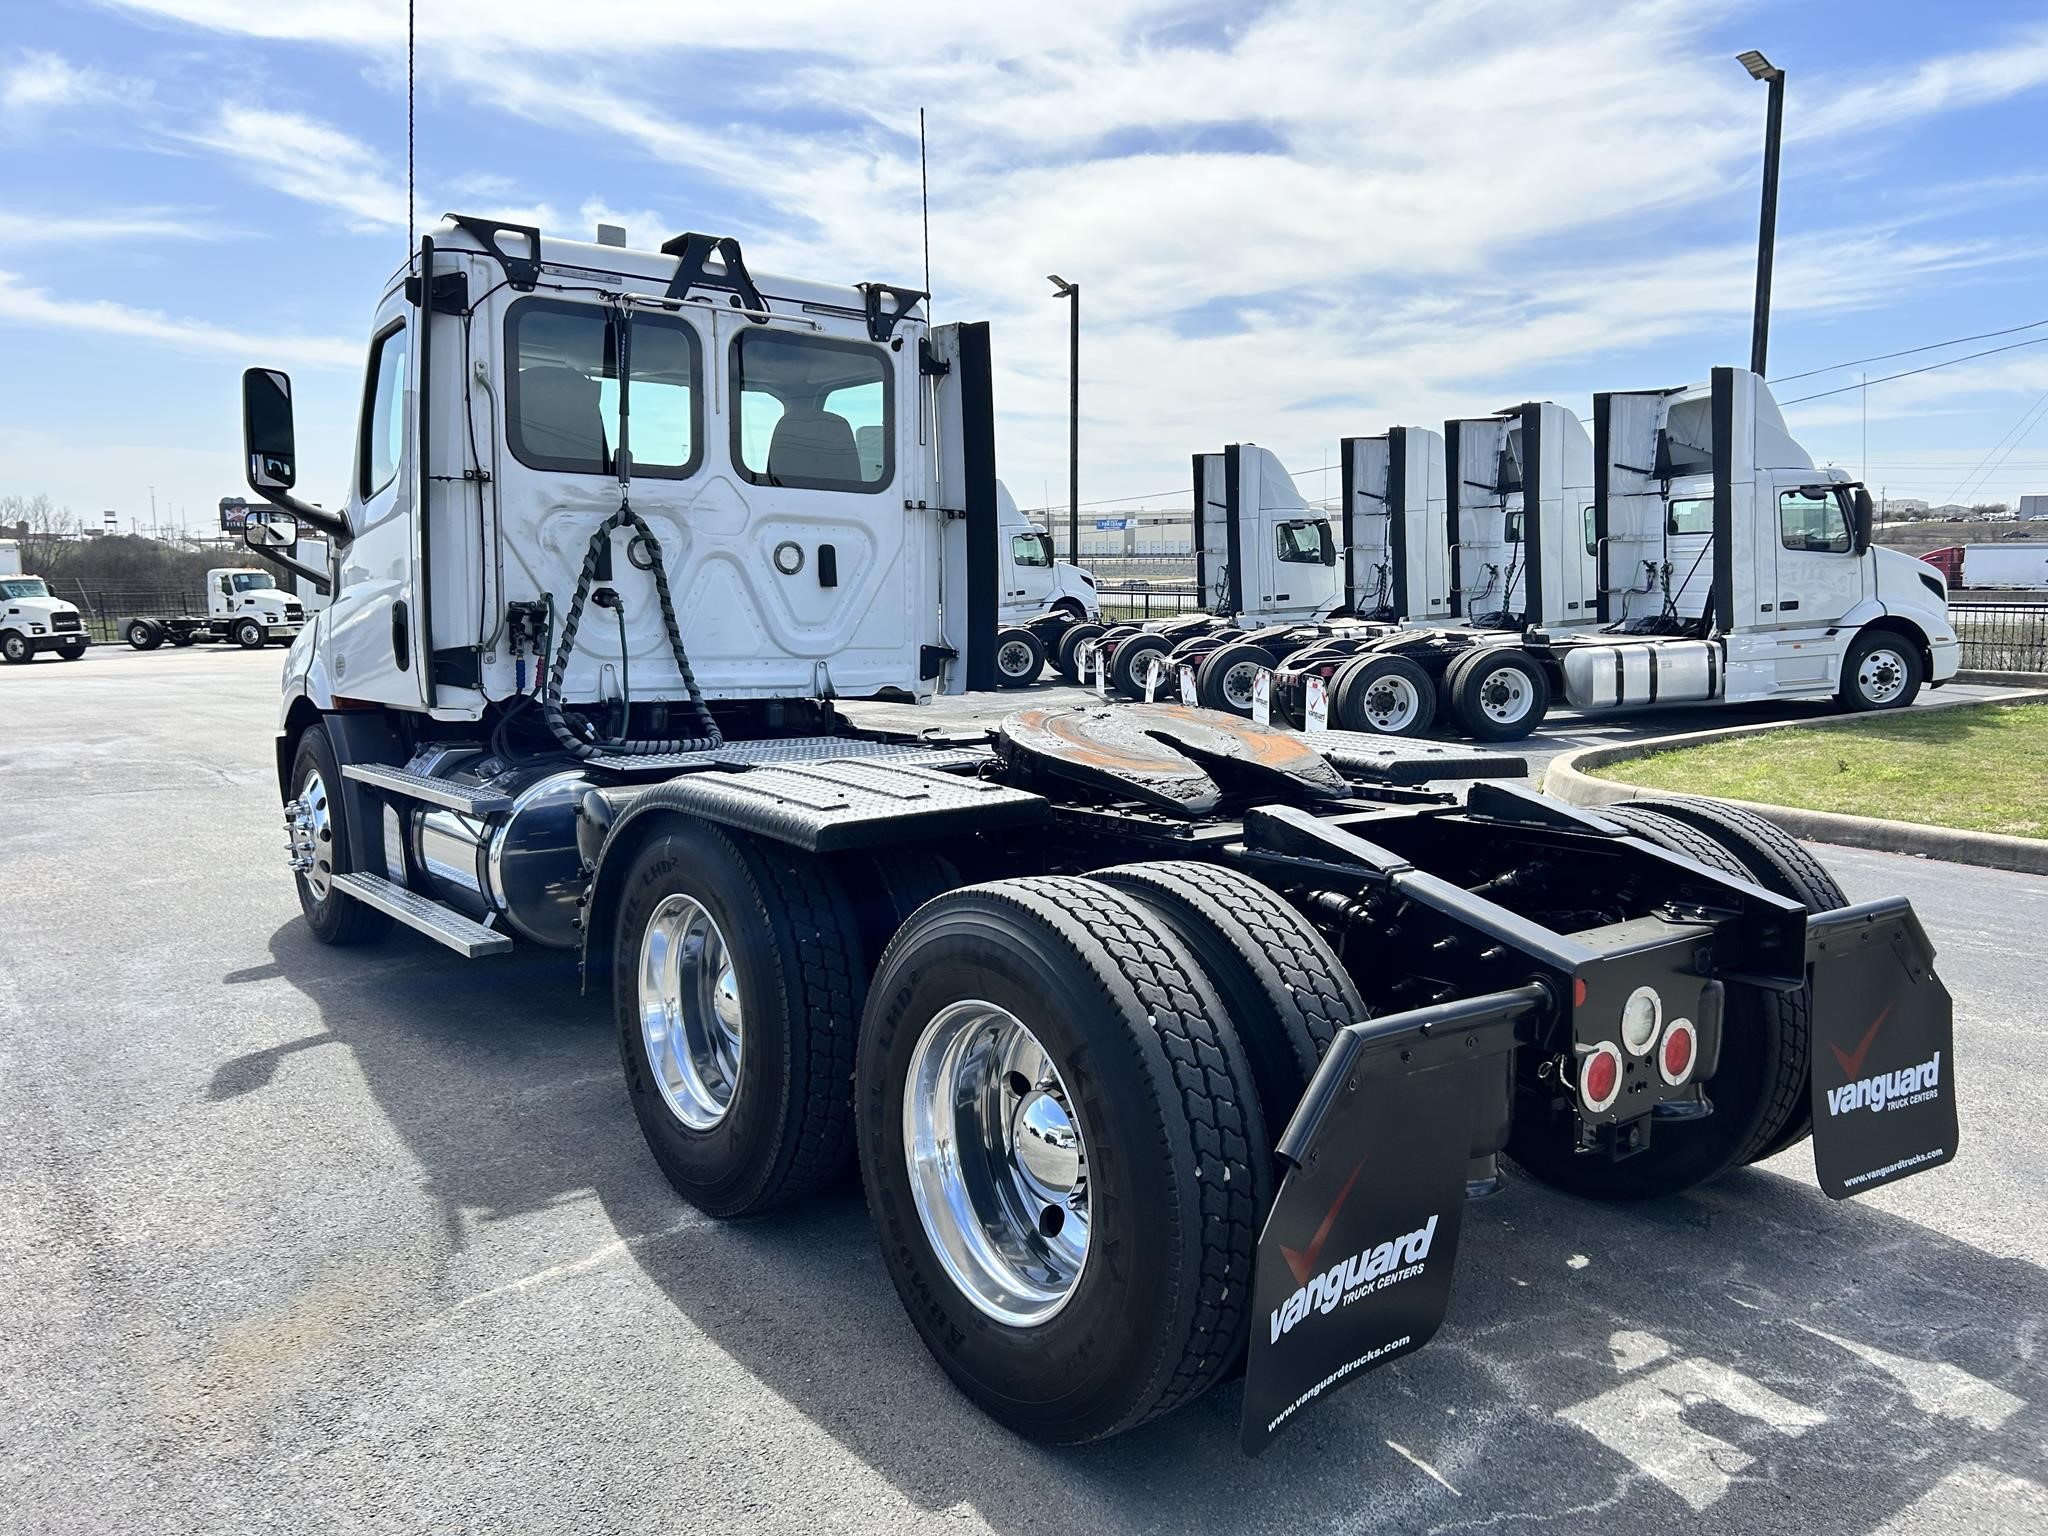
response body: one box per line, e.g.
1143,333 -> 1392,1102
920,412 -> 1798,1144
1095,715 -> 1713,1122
1738,50 -> 1785,379
1048,274 -> 1079,563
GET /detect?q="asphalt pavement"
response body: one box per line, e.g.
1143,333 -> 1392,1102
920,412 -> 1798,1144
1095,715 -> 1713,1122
1,643 -> 2042,1535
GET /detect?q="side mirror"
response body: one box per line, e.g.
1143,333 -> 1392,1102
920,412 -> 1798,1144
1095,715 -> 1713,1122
245,511 -> 298,551
1853,487 -> 1875,556
243,368 -> 297,493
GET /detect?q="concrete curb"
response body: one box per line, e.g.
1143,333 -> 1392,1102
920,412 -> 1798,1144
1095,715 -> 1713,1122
1955,668 -> 2048,688
1541,691 -> 2048,875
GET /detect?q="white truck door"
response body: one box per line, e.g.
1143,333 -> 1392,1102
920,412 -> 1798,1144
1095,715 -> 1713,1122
996,484 -> 1053,613
1764,479 -> 1868,687
210,571 -> 233,621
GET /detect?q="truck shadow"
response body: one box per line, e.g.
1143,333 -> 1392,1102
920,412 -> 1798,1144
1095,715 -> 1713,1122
255,920 -> 2046,1535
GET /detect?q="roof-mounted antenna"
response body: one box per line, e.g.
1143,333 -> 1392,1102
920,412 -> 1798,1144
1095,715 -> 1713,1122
406,0 -> 415,255
919,107 -> 932,320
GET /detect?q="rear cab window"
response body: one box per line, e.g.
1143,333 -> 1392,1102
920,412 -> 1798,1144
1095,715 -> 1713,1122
505,299 -> 703,478
731,329 -> 892,493
359,321 -> 409,499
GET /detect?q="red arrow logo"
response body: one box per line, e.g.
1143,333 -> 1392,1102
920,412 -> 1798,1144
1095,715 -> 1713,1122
1829,1004 -> 1892,1081
1280,1161 -> 1366,1286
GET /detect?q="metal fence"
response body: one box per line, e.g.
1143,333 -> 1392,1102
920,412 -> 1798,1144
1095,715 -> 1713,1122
1097,585 -> 1203,622
1949,602 -> 2048,674
47,580 -> 201,643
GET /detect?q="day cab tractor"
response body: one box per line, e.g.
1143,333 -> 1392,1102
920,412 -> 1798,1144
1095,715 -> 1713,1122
0,570 -> 90,663
988,481 -> 1099,687
121,566 -> 310,652
239,215 -> 1959,1453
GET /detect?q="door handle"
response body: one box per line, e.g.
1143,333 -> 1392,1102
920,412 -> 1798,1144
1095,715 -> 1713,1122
1780,600 -> 1800,612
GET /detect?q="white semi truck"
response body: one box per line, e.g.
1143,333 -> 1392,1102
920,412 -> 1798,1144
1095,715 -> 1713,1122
120,567 -> 309,650
1272,372 -> 1957,739
987,481 -> 1099,686
0,555 -> 90,663
238,214 -> 1958,1455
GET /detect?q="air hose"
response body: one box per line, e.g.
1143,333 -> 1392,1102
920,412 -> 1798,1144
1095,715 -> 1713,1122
540,500 -> 722,758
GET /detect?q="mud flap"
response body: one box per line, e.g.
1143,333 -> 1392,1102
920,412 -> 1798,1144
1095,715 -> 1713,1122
1805,897 -> 1957,1199
1241,985 -> 1543,1454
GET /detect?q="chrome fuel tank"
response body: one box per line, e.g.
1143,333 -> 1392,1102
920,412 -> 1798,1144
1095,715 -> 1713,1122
1558,640 -> 1721,711
389,750 -> 591,948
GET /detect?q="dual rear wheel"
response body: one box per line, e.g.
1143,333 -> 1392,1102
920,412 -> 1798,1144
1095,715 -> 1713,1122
613,822 -> 1365,1441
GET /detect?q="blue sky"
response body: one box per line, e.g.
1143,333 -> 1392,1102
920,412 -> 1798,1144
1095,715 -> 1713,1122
4,0 -> 2048,535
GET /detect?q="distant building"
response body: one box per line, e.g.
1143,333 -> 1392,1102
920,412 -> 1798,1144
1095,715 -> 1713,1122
2021,495 -> 2048,520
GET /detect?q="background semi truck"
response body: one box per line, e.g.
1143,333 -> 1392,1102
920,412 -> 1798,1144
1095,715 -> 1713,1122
234,214 -> 1958,1454
0,551 -> 90,663
121,566 -> 309,650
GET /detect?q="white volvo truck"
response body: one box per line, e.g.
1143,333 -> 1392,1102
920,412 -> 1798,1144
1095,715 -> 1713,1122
241,216 -> 1958,1455
1271,372 -> 1957,740
121,567 -> 309,651
0,562 -> 91,663
987,481 -> 1099,686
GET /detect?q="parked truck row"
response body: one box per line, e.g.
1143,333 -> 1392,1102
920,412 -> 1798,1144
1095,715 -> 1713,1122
1069,374 -> 1958,742
228,214 -> 1959,1455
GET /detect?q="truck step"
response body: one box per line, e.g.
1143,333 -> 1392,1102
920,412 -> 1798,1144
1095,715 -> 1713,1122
330,873 -> 514,957
342,763 -> 512,816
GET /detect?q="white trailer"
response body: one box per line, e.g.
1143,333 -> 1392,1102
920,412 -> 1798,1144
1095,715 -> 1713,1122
1919,542 -> 2048,590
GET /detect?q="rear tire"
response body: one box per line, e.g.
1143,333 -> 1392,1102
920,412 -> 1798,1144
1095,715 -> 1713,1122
1093,861 -> 1366,1151
1196,641 -> 1276,717
1109,633 -> 1172,699
1444,647 -> 1548,741
857,876 -> 1268,1443
614,820 -> 864,1217
1506,804 -> 1801,1198
1609,795 -> 1846,1163
126,620 -> 162,651
288,724 -> 392,946
1840,628 -> 1923,711
1331,654 -> 1437,736
1053,622 -> 1104,685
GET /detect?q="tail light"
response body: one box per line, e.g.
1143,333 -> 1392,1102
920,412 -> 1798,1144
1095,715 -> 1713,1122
1657,1019 -> 1698,1087
1578,1041 -> 1623,1114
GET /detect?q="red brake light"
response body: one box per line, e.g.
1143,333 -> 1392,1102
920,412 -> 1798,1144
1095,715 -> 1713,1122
1658,1019 -> 1698,1087
1579,1042 -> 1623,1114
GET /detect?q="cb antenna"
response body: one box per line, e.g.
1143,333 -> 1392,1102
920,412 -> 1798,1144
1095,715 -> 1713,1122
919,107 -> 932,318
406,0 -> 416,254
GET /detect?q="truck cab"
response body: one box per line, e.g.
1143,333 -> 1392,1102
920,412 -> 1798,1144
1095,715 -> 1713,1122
1193,444 -> 1342,623
1444,402 -> 1596,631
0,572 -> 90,663
997,482 -> 1098,622
1340,426 -> 1450,623
208,568 -> 306,642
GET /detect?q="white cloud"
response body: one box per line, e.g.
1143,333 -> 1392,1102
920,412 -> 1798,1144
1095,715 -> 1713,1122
1,49 -> 127,112
182,106 -> 410,232
0,208 -> 225,245
0,269 -> 359,368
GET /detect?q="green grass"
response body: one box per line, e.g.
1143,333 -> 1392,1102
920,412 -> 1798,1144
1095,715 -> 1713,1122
1594,701 -> 2048,840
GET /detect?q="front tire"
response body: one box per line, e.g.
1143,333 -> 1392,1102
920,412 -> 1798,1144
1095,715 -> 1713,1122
1840,628 -> 1922,711
857,876 -> 1269,1443
0,632 -> 32,664
615,820 -> 864,1217
288,724 -> 392,946
235,618 -> 266,650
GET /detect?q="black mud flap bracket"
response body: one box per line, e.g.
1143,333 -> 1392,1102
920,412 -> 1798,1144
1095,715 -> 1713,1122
1804,897 -> 1957,1199
1241,983 -> 1550,1455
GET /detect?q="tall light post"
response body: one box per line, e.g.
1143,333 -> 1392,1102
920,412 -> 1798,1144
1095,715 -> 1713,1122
1738,49 -> 1786,378
1047,274 -> 1079,563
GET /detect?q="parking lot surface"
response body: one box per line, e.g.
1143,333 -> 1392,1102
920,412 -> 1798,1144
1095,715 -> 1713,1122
3,645 -> 2042,1534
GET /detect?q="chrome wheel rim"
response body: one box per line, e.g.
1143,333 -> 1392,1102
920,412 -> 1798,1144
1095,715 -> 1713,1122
1361,674 -> 1420,731
998,639 -> 1035,678
637,894 -> 743,1130
1221,660 -> 1260,711
295,766 -> 336,900
1476,663 -> 1534,725
903,1000 -> 1091,1327
1858,647 -> 1908,704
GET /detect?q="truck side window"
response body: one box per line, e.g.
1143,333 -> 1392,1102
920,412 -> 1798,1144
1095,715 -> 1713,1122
1276,519 -> 1334,565
1011,533 -> 1052,568
1780,488 -> 1851,554
731,329 -> 892,493
1583,505 -> 1597,556
1667,497 -> 1713,536
358,321 -> 408,500
504,299 -> 702,479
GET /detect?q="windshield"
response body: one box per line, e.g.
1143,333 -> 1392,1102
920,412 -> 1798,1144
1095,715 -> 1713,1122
230,572 -> 277,593
0,577 -> 51,601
